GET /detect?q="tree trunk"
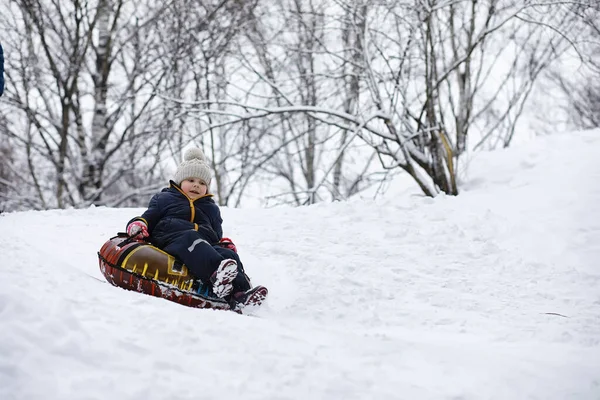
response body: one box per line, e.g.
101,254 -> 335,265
85,0 -> 111,204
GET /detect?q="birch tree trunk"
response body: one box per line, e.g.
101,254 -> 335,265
83,0 -> 112,203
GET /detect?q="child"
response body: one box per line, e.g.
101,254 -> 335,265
126,147 -> 267,309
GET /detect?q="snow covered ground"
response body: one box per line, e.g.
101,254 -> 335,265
1,130 -> 599,400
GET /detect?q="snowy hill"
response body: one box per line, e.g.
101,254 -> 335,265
1,130 -> 599,400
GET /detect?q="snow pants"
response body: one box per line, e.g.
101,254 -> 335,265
162,230 -> 251,293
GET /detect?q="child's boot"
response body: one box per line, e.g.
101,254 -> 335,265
233,285 -> 268,309
210,259 -> 238,298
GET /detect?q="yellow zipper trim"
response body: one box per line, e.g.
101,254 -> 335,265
172,184 -> 195,222
189,198 -> 195,222
171,183 -> 212,224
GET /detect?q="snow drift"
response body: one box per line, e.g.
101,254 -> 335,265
1,130 -> 599,400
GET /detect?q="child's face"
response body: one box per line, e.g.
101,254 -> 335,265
180,178 -> 208,199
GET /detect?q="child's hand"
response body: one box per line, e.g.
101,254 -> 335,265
219,237 -> 237,253
127,221 -> 149,239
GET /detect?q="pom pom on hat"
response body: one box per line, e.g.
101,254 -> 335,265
183,147 -> 207,162
173,147 -> 213,187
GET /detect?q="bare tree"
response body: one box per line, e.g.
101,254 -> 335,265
0,0 -> 173,209
548,3 -> 600,130
196,0 -> 381,206
188,0 -> 586,198
1,0 -> 597,211
239,0 -> 339,205
151,0 -> 261,206
0,0 -> 255,211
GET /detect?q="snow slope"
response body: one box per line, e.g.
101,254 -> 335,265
1,130 -> 599,400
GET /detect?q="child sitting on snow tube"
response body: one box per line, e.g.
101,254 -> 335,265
125,146 -> 267,309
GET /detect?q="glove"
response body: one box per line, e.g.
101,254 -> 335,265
219,237 -> 237,253
127,221 -> 149,239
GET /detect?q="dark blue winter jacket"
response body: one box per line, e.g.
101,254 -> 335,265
0,43 -> 4,96
129,181 -> 223,248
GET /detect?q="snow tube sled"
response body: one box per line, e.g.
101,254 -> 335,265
98,234 -> 232,311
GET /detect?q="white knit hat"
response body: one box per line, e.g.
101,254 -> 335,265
173,147 -> 213,187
